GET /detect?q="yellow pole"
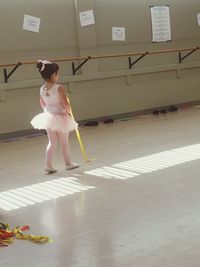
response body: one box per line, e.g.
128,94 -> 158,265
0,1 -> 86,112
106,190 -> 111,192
67,96 -> 89,162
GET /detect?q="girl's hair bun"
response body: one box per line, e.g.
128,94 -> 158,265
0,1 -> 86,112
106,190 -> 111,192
36,61 -> 43,71
36,60 -> 59,80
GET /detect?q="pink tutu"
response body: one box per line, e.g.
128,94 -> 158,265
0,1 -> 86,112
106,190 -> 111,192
31,112 -> 78,133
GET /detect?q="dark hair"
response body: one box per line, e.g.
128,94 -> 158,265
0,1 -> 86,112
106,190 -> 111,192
36,61 -> 59,80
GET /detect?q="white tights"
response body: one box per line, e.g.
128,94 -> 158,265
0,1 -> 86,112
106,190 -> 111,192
46,129 -> 71,168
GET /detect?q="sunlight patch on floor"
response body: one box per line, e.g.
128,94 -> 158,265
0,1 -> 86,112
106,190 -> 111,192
0,177 -> 95,211
85,144 -> 200,179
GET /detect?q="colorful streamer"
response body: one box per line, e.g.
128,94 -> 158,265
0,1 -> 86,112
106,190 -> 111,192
0,223 -> 53,247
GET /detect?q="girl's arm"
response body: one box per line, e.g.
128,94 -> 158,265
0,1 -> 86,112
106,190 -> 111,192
40,96 -> 46,109
58,85 -> 70,112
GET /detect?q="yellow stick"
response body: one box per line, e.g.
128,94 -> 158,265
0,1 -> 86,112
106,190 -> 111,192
67,96 -> 89,162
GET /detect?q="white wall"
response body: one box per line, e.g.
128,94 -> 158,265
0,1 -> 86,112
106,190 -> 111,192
0,0 -> 200,134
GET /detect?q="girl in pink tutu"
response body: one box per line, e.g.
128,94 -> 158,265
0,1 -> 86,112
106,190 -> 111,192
31,60 -> 79,173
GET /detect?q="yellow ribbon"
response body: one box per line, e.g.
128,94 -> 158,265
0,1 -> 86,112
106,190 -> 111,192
13,227 -> 54,244
67,96 -> 90,162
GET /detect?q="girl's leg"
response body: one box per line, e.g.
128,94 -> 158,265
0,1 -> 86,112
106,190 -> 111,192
46,129 -> 58,168
57,131 -> 71,165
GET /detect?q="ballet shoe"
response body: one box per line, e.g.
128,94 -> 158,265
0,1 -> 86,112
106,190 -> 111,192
45,166 -> 57,173
152,110 -> 159,115
159,109 -> 167,114
84,121 -> 99,126
66,163 -> 79,170
104,118 -> 114,124
168,106 -> 178,112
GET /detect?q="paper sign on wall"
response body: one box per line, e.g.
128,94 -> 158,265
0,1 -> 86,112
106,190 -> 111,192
197,13 -> 200,26
23,14 -> 41,33
79,10 -> 95,27
112,27 -> 126,41
150,6 -> 171,42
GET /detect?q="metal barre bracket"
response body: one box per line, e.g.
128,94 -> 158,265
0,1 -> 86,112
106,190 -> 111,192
72,56 -> 91,75
178,47 -> 199,63
128,52 -> 148,69
3,62 -> 22,83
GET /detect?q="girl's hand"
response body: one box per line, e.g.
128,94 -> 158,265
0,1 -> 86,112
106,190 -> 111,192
40,96 -> 46,109
58,85 -> 71,112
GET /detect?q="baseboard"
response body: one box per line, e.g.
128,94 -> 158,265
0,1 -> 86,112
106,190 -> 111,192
1,99 -> 200,141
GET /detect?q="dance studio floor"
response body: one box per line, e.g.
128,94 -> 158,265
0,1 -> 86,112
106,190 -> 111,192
1,106 -> 200,267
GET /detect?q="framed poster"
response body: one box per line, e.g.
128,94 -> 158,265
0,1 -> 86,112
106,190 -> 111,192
150,6 -> 171,42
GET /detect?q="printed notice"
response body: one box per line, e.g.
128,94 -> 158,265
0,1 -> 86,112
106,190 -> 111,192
112,27 -> 126,41
79,10 -> 95,27
150,6 -> 171,42
23,15 -> 41,33
197,13 -> 200,26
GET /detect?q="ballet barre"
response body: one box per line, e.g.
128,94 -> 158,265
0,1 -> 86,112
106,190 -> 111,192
0,46 -> 199,82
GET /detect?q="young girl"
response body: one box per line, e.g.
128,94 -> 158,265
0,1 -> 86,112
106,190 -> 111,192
31,60 -> 79,173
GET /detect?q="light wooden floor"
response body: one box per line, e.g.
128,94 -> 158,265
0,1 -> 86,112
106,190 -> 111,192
1,107 -> 200,267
